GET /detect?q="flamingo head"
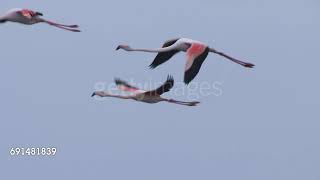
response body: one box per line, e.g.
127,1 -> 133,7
116,44 -> 131,51
0,16 -> 7,23
91,91 -> 110,98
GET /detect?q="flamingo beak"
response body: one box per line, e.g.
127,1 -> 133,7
116,45 -> 121,50
91,92 -> 96,97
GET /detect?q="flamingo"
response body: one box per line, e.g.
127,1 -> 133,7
0,8 -> 80,32
116,38 -> 255,84
91,75 -> 200,106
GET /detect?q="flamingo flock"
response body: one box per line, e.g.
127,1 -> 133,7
1,8 -> 255,107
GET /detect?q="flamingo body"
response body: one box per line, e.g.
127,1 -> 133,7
116,38 -> 255,84
92,75 -> 200,106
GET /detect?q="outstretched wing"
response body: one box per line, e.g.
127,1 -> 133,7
149,38 -> 180,69
18,9 -> 43,19
145,75 -> 174,96
184,44 -> 209,84
115,78 -> 145,93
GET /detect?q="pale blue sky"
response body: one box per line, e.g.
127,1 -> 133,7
1,0 -> 320,180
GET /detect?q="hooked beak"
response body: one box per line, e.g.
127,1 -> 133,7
91,92 -> 96,97
115,45 -> 121,50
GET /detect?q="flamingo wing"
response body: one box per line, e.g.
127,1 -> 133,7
17,9 -> 42,19
149,38 -> 180,69
145,75 -> 174,96
115,78 -> 145,93
184,43 -> 209,84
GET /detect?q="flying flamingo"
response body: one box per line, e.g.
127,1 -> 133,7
91,75 -> 200,106
116,38 -> 255,84
0,8 -> 80,32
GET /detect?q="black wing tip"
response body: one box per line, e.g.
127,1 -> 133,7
149,75 -> 174,96
167,75 -> 174,81
184,81 -> 190,85
114,78 -> 124,85
166,75 -> 174,87
183,77 -> 192,85
148,64 -> 157,69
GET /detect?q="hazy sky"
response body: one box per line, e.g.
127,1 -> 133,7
1,0 -> 320,180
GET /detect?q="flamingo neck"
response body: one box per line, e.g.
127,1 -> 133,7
95,92 -> 133,100
126,45 -> 178,53
104,93 -> 132,100
111,94 -> 132,99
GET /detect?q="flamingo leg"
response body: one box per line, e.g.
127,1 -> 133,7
210,48 -> 255,68
167,99 -> 200,106
44,20 -> 79,28
47,23 -> 80,32
41,19 -> 80,32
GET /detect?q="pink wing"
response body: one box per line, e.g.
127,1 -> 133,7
184,43 -> 209,84
19,9 -> 37,19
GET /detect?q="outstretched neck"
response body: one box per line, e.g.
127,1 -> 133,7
96,92 -> 132,100
126,45 -> 177,53
109,94 -> 132,100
